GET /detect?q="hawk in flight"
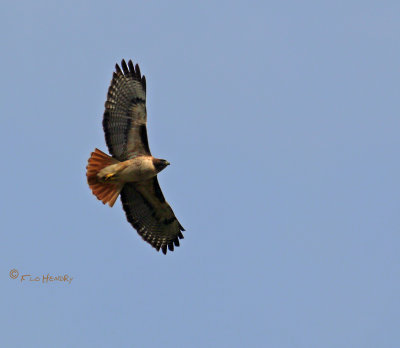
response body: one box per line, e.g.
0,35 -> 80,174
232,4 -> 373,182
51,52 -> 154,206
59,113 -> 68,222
86,59 -> 184,254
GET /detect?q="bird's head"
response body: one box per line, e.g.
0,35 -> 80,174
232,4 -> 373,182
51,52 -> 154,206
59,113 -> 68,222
153,158 -> 170,173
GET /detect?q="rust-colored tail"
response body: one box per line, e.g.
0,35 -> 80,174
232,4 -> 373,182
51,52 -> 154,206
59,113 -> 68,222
86,148 -> 123,207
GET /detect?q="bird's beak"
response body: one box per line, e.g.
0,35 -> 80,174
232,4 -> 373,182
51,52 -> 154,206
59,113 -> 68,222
165,161 -> 170,166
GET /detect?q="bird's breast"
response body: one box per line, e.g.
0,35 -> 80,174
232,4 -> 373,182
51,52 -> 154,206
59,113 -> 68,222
118,156 -> 157,182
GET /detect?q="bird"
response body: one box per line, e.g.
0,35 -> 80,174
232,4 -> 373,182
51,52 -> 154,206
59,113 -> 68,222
86,59 -> 184,254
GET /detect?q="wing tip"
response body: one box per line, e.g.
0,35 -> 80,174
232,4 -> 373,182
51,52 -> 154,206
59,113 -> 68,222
174,237 -> 180,247
117,59 -> 142,78
113,59 -> 146,92
121,59 -> 129,74
128,59 -> 134,73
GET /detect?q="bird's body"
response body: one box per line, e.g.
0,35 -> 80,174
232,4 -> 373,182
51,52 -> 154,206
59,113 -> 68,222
97,156 -> 167,183
86,59 -> 184,254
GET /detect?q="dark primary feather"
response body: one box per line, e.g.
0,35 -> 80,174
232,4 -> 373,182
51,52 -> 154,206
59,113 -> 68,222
120,178 -> 185,254
103,59 -> 149,161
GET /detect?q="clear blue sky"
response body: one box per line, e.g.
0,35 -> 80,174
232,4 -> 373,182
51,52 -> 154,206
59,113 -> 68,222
1,1 -> 399,347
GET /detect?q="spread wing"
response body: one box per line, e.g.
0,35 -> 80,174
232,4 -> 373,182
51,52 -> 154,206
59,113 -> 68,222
103,59 -> 150,161
120,178 -> 185,254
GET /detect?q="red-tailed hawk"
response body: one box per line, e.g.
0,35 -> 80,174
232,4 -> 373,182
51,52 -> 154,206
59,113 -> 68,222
86,59 -> 185,254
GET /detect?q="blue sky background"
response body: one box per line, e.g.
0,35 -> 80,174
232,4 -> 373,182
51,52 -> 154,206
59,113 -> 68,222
1,1 -> 399,347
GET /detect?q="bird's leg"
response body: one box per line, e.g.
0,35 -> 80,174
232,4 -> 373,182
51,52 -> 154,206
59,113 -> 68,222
103,173 -> 116,181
